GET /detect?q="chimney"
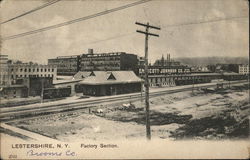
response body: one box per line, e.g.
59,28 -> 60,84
88,49 -> 94,54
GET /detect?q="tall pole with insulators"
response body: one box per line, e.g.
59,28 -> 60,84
136,22 -> 160,140
41,78 -> 44,103
192,75 -> 195,94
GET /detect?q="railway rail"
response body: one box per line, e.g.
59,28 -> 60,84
0,80 -> 248,122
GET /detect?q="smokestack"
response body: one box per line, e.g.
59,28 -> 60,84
88,49 -> 94,54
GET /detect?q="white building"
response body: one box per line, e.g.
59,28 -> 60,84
239,64 -> 249,75
8,63 -> 57,84
0,55 -> 10,86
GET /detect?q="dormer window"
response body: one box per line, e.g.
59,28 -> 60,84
90,71 -> 95,76
107,73 -> 116,80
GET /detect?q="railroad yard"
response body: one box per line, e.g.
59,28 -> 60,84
5,83 -> 249,141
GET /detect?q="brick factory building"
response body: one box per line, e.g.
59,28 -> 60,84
139,65 -> 191,76
0,77 -> 53,99
138,54 -> 191,76
8,62 -> 57,85
80,49 -> 138,74
48,55 -> 80,76
0,85 -> 28,99
48,49 -> 138,75
0,58 -> 56,99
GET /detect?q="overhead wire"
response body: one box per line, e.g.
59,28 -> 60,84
82,32 -> 136,45
81,15 -> 249,45
1,0 -> 151,41
84,15 -> 248,46
0,0 -> 61,25
161,16 -> 248,29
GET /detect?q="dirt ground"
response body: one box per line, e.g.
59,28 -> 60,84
9,84 -> 249,141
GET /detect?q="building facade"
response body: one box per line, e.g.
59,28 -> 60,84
139,65 -> 191,76
0,55 -> 10,86
48,55 -> 80,75
139,54 -> 191,76
148,72 -> 246,87
0,85 -> 28,99
80,51 -> 138,74
8,63 -> 57,85
238,64 -> 249,74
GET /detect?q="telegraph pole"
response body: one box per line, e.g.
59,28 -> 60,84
192,76 -> 194,94
41,78 -> 44,103
136,22 -> 160,140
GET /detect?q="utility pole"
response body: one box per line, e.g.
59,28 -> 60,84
41,78 -> 44,103
136,22 -> 160,140
192,76 -> 194,94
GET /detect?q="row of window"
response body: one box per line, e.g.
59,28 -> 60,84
149,82 -> 175,87
82,57 -> 120,61
239,68 -> 249,71
82,63 -> 120,67
149,76 -> 199,83
11,74 -> 54,79
11,68 -> 55,72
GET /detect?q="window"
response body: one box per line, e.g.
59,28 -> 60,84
33,69 -> 35,72
20,68 -> 23,72
24,68 -> 27,72
29,69 -> 31,72
41,69 -> 43,72
45,69 -> 47,72
52,69 -> 54,72
37,69 -> 39,72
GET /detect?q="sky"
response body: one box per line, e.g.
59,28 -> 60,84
0,0 -> 249,64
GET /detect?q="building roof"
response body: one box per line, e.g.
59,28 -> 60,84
57,75 -> 74,80
79,71 -> 143,85
48,55 -> 79,60
73,71 -> 91,80
222,72 -> 239,75
148,72 -> 221,78
53,79 -> 81,85
0,84 -> 26,89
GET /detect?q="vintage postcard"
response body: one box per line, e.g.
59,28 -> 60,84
0,0 -> 249,159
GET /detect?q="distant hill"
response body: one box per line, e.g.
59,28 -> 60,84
174,56 -> 249,66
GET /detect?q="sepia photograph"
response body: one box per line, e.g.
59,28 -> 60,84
0,0 -> 249,159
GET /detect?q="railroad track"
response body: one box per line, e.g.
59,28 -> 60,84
0,80 -> 248,122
